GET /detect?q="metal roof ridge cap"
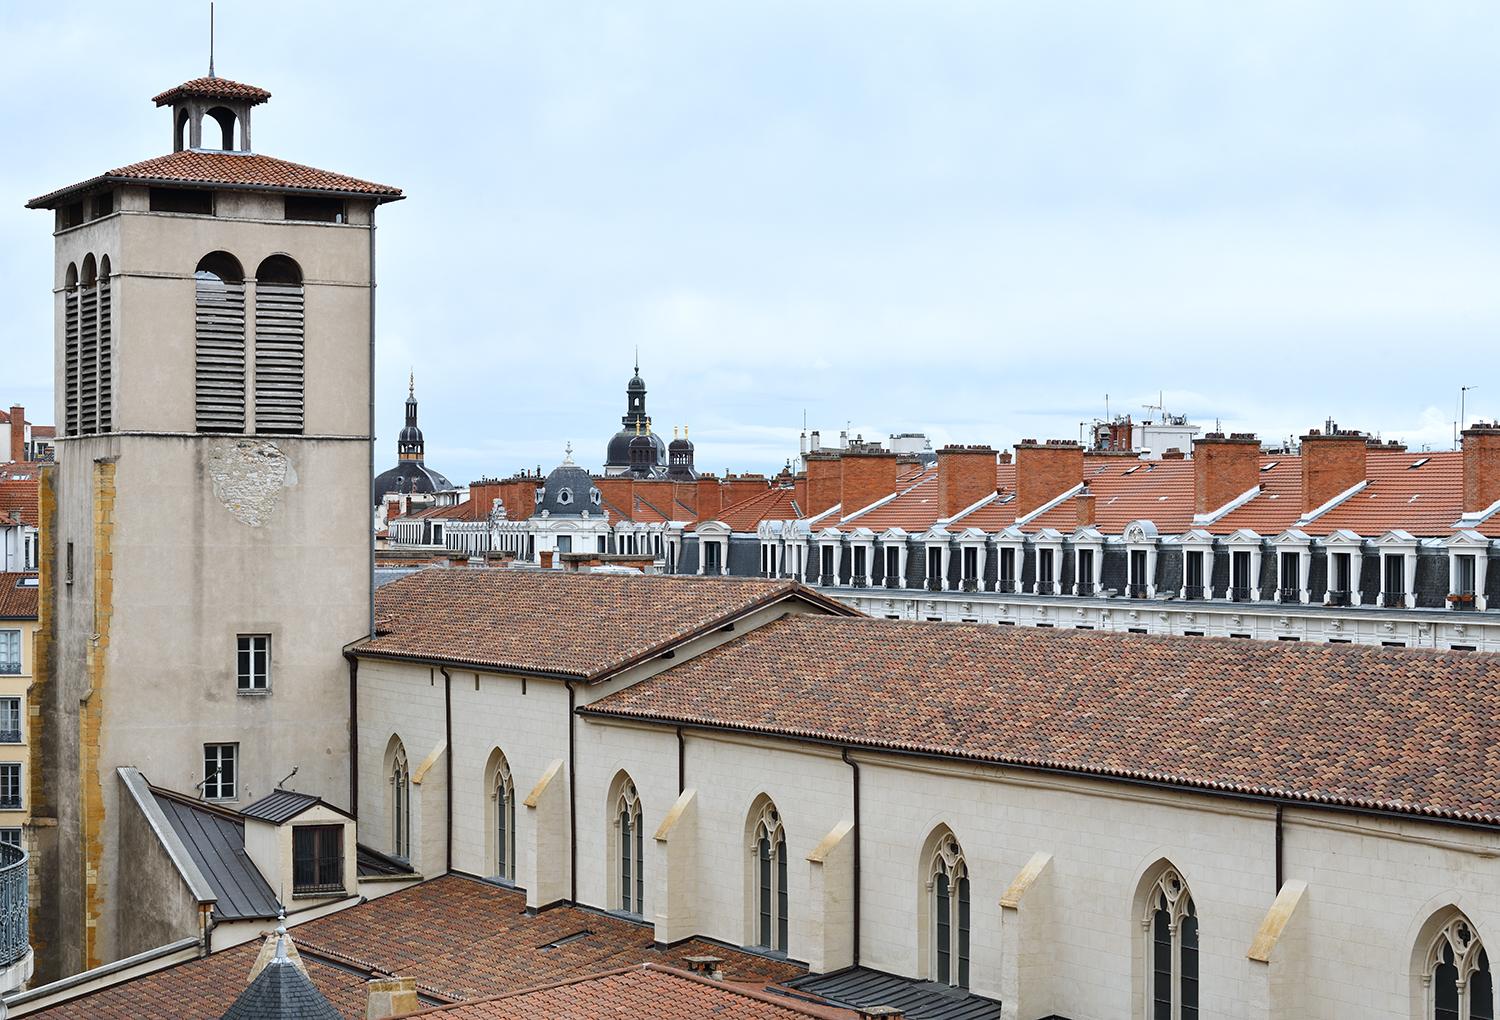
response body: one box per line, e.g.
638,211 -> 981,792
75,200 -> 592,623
1192,483 -> 1263,525
117,767 -> 220,905
1295,479 -> 1368,526
1013,482 -> 1084,527
1455,496 -> 1500,527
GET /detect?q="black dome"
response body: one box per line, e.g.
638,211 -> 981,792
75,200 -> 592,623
537,462 -> 599,517
605,429 -> 665,469
372,461 -> 453,506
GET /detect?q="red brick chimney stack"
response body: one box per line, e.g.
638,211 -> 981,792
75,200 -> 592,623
936,445 -> 998,519
695,473 -> 723,521
1193,432 -> 1261,515
7,406 -> 22,463
805,452 -> 842,516
1012,440 -> 1082,519
1462,423 -> 1500,513
1299,429 -> 1368,514
840,449 -> 900,518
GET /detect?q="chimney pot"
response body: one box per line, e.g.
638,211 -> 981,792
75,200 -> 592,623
1192,432 -> 1261,515
1462,424 -> 1500,513
1299,429 -> 1368,514
366,976 -> 419,1020
683,955 -> 725,980
8,405 -> 23,464
1012,440 -> 1083,518
859,1008 -> 905,1020
936,445 -> 997,519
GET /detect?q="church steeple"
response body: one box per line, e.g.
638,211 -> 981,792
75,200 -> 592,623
398,372 -> 424,461
623,357 -> 648,429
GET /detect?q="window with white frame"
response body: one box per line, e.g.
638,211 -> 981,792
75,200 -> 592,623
616,779 -> 644,915
202,743 -> 236,801
0,631 -> 18,675
1426,913 -> 1493,1020
998,547 -> 1017,591
492,753 -> 516,882
0,765 -> 19,811
1144,867 -> 1199,1019
236,634 -> 269,691
0,698 -> 20,743
751,801 -> 788,953
0,829 -> 20,849
928,833 -> 970,989
1184,551 -> 1205,595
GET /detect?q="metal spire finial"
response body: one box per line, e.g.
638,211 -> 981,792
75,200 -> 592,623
563,441 -> 574,465
209,0 -> 216,77
634,346 -> 639,376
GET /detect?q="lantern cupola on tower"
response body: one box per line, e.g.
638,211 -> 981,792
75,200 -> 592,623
154,76 -> 271,154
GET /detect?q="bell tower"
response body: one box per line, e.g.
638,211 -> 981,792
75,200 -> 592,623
27,73 -> 401,979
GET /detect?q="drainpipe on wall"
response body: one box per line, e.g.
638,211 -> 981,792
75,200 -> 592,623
565,680 -> 579,904
344,651 -> 359,818
841,747 -> 861,967
439,666 -> 452,875
367,218 -> 377,640
1274,804 -> 1284,894
676,726 -> 685,794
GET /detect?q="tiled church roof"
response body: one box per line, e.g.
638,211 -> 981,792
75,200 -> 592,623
587,615 -> 1500,827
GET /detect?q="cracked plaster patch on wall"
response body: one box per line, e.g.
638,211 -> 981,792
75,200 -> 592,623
207,439 -> 298,527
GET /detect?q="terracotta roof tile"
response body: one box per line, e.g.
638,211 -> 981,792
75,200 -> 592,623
403,964 -> 853,1020
29,150 -> 402,208
361,569 -> 849,680
0,573 -> 38,619
587,616 -> 1500,827
1313,450 -> 1465,537
31,877 -> 807,1020
836,468 -> 941,531
0,478 -> 39,528
152,76 -> 273,106
714,487 -> 802,532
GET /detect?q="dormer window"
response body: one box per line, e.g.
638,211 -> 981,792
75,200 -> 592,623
292,824 -> 345,895
590,488 -> 602,506
557,487 -> 573,506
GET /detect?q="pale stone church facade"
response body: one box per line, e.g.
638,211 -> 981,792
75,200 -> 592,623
354,569 -> 1500,1020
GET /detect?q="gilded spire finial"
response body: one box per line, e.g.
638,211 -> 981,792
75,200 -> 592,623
408,369 -> 414,398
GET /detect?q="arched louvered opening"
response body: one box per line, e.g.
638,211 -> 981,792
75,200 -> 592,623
63,262 -> 79,437
194,251 -> 246,432
253,254 -> 305,434
97,255 -> 112,430
77,254 -> 99,435
175,108 -> 190,152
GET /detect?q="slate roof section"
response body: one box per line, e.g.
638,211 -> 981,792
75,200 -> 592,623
790,967 -> 1003,1020
152,790 -> 281,921
28,150 -> 403,209
220,951 -> 342,1020
152,76 -> 273,106
0,573 -> 38,620
355,843 -> 415,879
400,964 -> 856,1020
585,615 -> 1500,828
242,789 -> 352,825
25,876 -> 808,1019
360,569 -> 854,681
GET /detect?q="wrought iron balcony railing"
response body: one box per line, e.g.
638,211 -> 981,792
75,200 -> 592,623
0,841 -> 28,968
1182,585 -> 1205,600
961,578 -> 979,593
925,578 -> 944,592
1127,583 -> 1150,598
1228,586 -> 1253,602
0,665 -> 17,676
996,579 -> 1017,594
1324,590 -> 1351,607
1076,582 -> 1096,596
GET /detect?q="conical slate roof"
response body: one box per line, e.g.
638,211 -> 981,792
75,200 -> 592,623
220,928 -> 340,1020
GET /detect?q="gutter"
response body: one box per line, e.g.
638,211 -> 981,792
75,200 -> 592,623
576,711 -> 1500,836
439,666 -> 453,875
841,748 -> 861,966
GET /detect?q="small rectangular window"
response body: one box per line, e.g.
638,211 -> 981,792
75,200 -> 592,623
1451,644 -> 1477,652
0,764 -> 21,810
1230,632 -> 1251,639
237,635 -> 270,692
292,824 -> 345,894
66,542 -> 74,585
0,699 -> 20,742
1074,624 -> 1095,630
1184,630 -> 1205,637
203,743 -> 237,800
284,195 -> 347,223
1035,622 -> 1054,628
0,829 -> 20,849
1127,627 -> 1147,634
1277,635 -> 1300,642
149,187 -> 214,215
92,192 -> 114,218
1382,640 -> 1406,648
60,202 -> 85,229
1328,638 -> 1352,644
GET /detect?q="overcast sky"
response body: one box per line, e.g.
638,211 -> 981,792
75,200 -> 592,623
3,2 -> 1499,481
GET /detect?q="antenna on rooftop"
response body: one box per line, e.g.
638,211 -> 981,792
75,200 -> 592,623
208,0 -> 216,78
1457,384 -> 1478,449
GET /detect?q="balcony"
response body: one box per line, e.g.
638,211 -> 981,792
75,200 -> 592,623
1381,591 -> 1408,608
925,578 -> 944,592
1182,585 -> 1205,600
818,574 -> 836,587
0,665 -> 16,677
960,578 -> 979,593
1278,587 -> 1302,603
996,579 -> 1017,594
1127,583 -> 1150,599
1228,587 -> 1253,603
851,576 -> 869,589
0,732 -> 19,746
1076,582 -> 1096,596
1324,590 -> 1351,607
884,576 -> 903,589
1448,592 -> 1479,611
0,841 -> 30,991
292,852 -> 345,897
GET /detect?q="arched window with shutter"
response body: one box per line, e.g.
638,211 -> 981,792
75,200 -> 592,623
97,255 -> 112,430
194,251 -> 246,432
253,254 -> 304,434
63,262 -> 79,436
78,255 -> 99,435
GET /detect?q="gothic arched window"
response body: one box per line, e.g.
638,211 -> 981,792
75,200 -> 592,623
489,751 -> 516,882
194,251 -> 246,432
1144,867 -> 1199,1020
389,741 -> 411,861
750,800 -> 788,953
614,777 -> 644,915
253,254 -> 304,435
1427,914 -> 1493,1020
928,832 -> 970,989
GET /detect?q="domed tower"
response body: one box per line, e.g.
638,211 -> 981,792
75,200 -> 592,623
372,375 -> 453,504
667,425 -> 697,481
604,357 -> 665,475
628,420 -> 659,478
